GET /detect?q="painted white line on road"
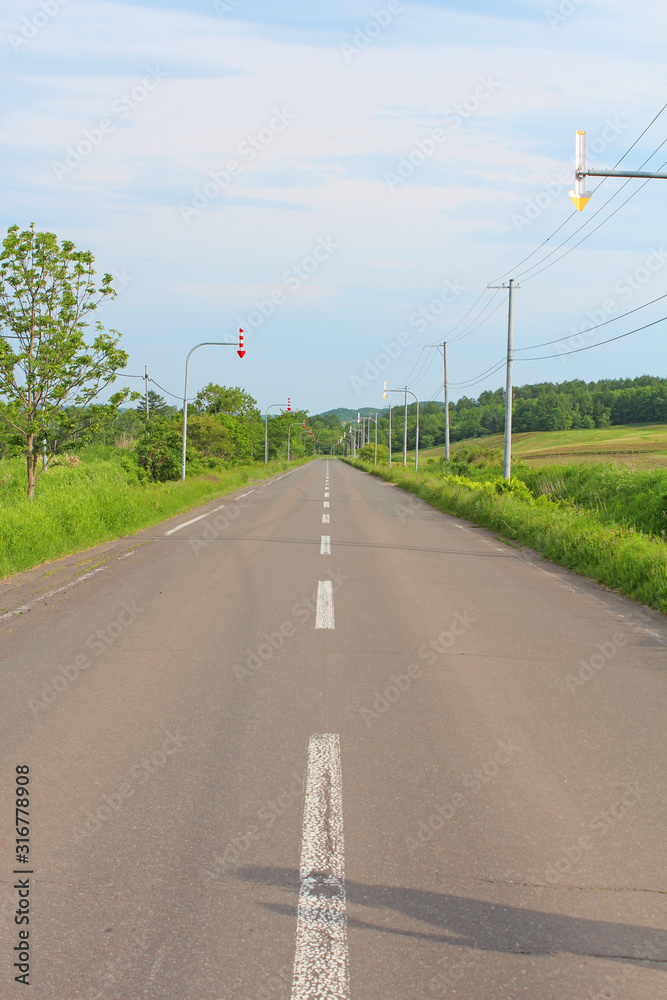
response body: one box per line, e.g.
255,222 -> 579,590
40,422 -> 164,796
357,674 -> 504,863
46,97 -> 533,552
0,567 -> 108,621
165,510 -> 219,535
324,492 -> 330,497
165,490 -> 255,536
315,581 -> 335,629
323,501 -> 329,508
291,733 -> 348,1000
322,514 -> 330,524
320,536 -> 331,555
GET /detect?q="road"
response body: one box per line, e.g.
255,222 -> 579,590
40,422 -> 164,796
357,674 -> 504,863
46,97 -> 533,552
0,457 -> 665,999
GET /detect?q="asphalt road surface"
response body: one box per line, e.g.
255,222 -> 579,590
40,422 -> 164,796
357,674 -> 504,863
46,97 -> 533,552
1,457 -> 665,999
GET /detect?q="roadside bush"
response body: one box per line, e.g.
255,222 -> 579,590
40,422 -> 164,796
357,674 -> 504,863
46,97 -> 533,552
136,418 -> 184,482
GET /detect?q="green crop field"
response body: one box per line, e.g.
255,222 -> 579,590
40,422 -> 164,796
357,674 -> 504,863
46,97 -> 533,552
399,423 -> 667,468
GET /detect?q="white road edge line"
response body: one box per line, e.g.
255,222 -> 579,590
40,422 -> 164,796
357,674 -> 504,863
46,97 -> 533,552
165,489 -> 255,536
315,580 -> 335,629
165,510 -> 218,535
0,567 -> 108,621
320,536 -> 331,555
291,733 -> 348,1000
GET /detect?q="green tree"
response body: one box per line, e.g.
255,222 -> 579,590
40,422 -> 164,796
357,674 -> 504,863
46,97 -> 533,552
136,416 -> 184,482
194,383 -> 259,421
0,224 -> 130,498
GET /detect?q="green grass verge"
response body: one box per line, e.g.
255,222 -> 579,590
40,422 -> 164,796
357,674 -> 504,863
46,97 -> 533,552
344,459 -> 667,614
0,455 -> 313,580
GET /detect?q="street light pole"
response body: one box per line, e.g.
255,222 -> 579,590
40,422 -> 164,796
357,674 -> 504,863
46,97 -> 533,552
265,402 -> 289,463
388,403 -> 392,467
181,337 -> 243,481
385,387 -> 420,471
287,421 -> 303,462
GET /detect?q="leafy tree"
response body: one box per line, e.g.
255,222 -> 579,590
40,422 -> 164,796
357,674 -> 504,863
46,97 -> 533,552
136,416 -> 184,482
0,224 -> 130,498
194,383 -> 259,421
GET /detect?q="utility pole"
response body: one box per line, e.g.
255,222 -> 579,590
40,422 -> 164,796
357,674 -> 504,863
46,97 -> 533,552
427,341 -> 450,460
388,404 -> 392,467
144,365 -> 149,419
403,388 -> 408,467
443,342 -> 450,461
488,279 -> 518,480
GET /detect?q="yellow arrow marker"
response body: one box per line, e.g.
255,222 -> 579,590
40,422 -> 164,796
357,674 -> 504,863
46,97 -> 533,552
569,191 -> 592,211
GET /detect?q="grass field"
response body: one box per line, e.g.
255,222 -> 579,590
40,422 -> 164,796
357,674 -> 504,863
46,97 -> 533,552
346,458 -> 667,613
0,450 -> 313,581
399,424 -> 667,468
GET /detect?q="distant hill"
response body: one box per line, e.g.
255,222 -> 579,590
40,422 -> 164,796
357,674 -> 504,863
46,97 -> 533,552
319,403 -> 444,423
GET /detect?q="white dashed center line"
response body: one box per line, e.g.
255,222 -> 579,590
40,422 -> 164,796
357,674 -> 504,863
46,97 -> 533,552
315,581 -> 335,628
291,733 -> 348,1000
320,536 -> 331,555
323,501 -> 329,508
322,514 -> 330,524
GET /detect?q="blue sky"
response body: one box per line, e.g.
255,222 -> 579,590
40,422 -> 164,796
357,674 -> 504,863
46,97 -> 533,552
2,0 -> 666,414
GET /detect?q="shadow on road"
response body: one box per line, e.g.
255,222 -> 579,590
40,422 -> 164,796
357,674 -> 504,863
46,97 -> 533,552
236,865 -> 664,963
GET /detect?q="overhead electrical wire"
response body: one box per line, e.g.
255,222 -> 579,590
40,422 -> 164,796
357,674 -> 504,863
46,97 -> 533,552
515,291 -> 667,352
517,314 -> 667,362
491,102 -> 667,285
149,377 -> 181,400
515,146 -> 667,283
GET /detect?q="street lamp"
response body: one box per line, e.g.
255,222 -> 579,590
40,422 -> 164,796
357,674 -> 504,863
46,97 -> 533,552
181,331 -> 245,480
287,420 -> 305,461
365,412 -> 378,465
265,402 -> 289,463
383,385 -> 419,470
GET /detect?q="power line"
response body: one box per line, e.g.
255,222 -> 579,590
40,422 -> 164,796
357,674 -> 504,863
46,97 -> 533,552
515,147 -> 667,283
442,287 -> 494,339
517,314 -> 667,361
149,377 -> 181,400
491,102 -> 667,285
515,291 -> 667,352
